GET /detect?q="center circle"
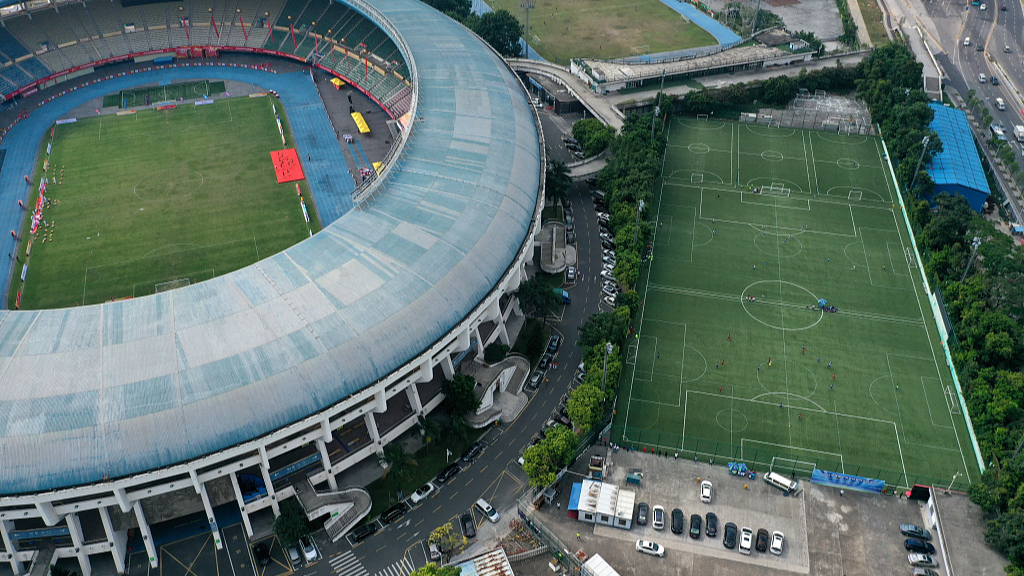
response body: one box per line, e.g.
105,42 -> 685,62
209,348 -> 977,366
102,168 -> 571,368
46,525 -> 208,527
716,409 -> 748,433
740,280 -> 823,331
133,169 -> 204,201
688,142 -> 711,154
837,158 -> 860,170
754,231 -> 803,258
761,150 -> 785,162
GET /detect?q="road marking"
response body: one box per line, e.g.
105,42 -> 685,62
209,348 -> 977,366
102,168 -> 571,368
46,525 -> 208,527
329,551 -> 369,576
374,558 -> 414,576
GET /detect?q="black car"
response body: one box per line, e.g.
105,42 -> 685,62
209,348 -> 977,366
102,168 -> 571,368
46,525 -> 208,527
435,462 -> 460,484
900,524 -> 931,540
461,442 -> 483,462
689,514 -> 702,539
351,522 -> 378,543
705,512 -> 718,537
992,76 -> 1001,86
905,538 -> 936,554
671,508 -> 684,534
381,501 -> 410,524
636,502 -> 649,526
461,512 -> 477,538
548,335 -> 563,352
755,528 -> 769,552
723,523 -> 738,549
539,354 -> 552,370
566,231 -> 576,244
252,543 -> 270,567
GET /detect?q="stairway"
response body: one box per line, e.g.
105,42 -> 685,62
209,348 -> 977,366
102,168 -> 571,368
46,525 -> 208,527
27,544 -> 55,576
293,479 -> 371,542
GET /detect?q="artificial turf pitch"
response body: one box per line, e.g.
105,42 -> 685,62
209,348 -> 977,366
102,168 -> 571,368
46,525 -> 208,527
611,117 -> 981,489
10,94 -> 321,310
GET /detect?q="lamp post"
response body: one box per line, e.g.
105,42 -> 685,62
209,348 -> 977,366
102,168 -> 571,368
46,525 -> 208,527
600,342 -> 614,395
633,199 -> 645,246
908,136 -> 930,195
520,0 -> 535,58
960,236 -> 982,282
946,471 -> 962,493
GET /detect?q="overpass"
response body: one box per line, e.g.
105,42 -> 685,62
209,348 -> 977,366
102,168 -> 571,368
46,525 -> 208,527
508,59 -> 625,131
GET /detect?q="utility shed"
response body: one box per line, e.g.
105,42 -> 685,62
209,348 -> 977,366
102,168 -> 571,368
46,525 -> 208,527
569,479 -> 635,529
451,547 -> 514,576
926,102 -> 991,212
582,554 -> 622,576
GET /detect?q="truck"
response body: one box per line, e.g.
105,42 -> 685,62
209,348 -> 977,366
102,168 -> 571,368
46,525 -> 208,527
1015,125 -> 1024,142
553,288 -> 571,304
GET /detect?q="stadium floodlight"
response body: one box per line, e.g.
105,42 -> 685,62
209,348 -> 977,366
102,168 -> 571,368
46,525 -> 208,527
520,0 -> 535,58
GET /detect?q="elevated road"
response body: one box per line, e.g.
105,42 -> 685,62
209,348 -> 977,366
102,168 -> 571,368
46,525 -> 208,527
508,59 -> 625,131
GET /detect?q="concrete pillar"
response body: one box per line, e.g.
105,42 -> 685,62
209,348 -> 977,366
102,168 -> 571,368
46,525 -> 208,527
373,388 -> 387,413
471,325 -> 484,358
189,469 -> 201,494
198,483 -> 223,549
456,326 -> 471,353
228,472 -> 254,537
363,413 -> 382,455
258,446 -> 281,517
416,358 -> 432,382
320,418 -> 333,444
405,383 -> 423,414
496,317 -> 510,346
98,507 -> 126,575
65,513 -> 91,576
316,439 -> 337,491
34,502 -> 59,527
440,355 -> 454,380
113,488 -> 131,513
487,296 -> 502,322
1,520 -> 23,576
132,502 -> 157,569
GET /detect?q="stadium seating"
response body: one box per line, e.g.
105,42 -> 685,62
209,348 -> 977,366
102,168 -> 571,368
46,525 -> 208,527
0,0 -> 409,118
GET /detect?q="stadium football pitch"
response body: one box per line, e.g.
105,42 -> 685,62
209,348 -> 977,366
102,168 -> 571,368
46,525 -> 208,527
611,117 -> 982,489
10,94 -> 321,310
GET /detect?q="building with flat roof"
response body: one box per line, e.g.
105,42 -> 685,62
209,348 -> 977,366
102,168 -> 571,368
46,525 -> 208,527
926,102 -> 991,212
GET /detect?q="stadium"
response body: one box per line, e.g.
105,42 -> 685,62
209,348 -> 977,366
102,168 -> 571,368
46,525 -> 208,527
0,0 -> 543,573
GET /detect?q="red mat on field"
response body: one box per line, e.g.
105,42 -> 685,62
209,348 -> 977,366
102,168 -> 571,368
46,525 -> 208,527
271,149 -> 305,183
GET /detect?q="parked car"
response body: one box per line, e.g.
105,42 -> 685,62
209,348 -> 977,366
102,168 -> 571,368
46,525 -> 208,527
755,528 -> 769,552
739,527 -> 753,554
700,480 -> 713,503
548,335 -> 563,352
602,295 -> 617,307
428,543 -> 442,562
381,501 -> 410,524
529,370 -> 543,388
350,522 -> 378,543
252,543 -> 270,567
671,508 -> 684,534
770,531 -> 785,555
287,545 -> 301,566
566,267 -> 576,281
911,569 -> 939,576
689,514 -> 702,539
460,512 -> 477,538
635,540 -> 665,557
300,537 -> 318,563
724,522 -> 738,548
705,513 -> 718,537
652,505 -> 665,530
908,554 -> 938,567
566,231 -> 576,244
435,462 -> 460,484
475,498 -> 500,523
900,524 -> 931,540
461,442 -> 483,462
636,502 -> 649,525
410,483 -> 435,504
904,539 -> 936,554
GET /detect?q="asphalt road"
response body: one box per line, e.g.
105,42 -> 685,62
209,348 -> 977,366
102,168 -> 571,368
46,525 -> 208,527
293,110 -> 607,576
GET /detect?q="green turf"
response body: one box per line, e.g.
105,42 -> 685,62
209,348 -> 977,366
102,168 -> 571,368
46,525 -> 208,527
10,95 -> 321,309
483,0 -> 716,64
101,80 -> 226,108
611,118 -> 982,489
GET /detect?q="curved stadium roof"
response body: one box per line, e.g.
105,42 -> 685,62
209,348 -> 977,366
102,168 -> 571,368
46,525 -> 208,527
0,0 -> 541,494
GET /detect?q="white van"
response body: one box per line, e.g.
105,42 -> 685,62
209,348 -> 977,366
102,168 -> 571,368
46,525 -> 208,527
475,498 -> 500,523
997,98 -> 1006,110
964,37 -> 971,46
764,471 -> 800,494
979,73 -> 987,83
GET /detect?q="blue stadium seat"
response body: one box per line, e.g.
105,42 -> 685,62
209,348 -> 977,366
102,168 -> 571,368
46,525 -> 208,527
20,58 -> 51,80
0,27 -> 30,60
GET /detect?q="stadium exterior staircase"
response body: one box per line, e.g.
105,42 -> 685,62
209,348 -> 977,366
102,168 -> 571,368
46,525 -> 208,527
293,478 -> 371,542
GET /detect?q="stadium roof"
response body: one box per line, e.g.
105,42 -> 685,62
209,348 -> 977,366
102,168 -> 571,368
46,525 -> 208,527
0,0 -> 540,494
926,102 -> 991,206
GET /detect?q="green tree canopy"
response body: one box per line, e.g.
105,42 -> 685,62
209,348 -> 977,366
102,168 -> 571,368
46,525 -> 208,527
410,563 -> 462,576
572,118 -> 615,157
567,384 -> 605,434
578,311 -> 628,349
470,10 -> 523,57
545,160 -> 571,208
273,499 -> 311,548
443,374 -> 481,417
517,276 -> 563,318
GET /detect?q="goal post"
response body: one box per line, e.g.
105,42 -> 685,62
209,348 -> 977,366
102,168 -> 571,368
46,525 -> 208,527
696,114 -> 709,121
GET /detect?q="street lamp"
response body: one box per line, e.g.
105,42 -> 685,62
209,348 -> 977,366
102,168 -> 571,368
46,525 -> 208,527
946,471 -> 962,493
960,236 -> 983,282
907,136 -> 930,195
600,342 -> 614,395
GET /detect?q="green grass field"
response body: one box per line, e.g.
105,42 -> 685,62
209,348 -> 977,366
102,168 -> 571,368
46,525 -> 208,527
484,0 -> 716,64
101,80 -> 226,108
10,95 -> 321,309
611,117 -> 982,489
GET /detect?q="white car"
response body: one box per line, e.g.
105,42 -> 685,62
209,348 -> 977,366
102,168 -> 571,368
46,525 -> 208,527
908,554 -> 938,567
700,480 -> 713,503
300,537 -> 318,563
410,483 -> 435,504
652,505 -> 665,530
567,266 -> 576,281
635,539 -> 665,557
981,2 -> 987,8
770,530 -> 785,555
739,527 -> 753,555
602,295 -> 616,307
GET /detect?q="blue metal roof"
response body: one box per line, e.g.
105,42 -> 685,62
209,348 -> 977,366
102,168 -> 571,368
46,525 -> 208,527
0,0 -> 540,494
926,102 -> 991,206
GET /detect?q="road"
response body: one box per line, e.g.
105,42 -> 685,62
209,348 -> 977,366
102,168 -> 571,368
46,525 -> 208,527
293,110 -> 606,576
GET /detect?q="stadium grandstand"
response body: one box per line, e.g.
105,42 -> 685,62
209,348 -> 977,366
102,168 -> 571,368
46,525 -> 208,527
0,0 -> 543,573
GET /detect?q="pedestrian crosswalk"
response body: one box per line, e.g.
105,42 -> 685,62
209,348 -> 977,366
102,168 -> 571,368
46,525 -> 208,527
330,551 -> 369,576
375,558 -> 414,576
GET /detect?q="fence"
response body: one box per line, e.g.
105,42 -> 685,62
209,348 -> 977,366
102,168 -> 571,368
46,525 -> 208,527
607,424 -> 972,492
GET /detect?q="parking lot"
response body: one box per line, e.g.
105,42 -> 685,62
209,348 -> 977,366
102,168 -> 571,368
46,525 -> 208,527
535,449 -> 952,575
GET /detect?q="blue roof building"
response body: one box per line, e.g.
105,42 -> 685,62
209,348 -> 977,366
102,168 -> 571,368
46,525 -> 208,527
926,102 -> 991,212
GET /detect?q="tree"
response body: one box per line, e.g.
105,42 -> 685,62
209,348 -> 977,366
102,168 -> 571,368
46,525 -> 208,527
443,374 -> 480,417
429,522 -> 468,555
760,75 -> 798,107
421,0 -> 471,20
383,443 -> 417,482
545,160 -> 571,208
418,414 -> 442,444
409,565 -> 462,576
578,311 -> 628,349
51,567 -> 80,576
273,499 -> 311,548
471,10 -> 523,57
484,342 -> 509,363
517,277 -> 562,318
567,383 -> 606,433
572,118 -> 614,156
